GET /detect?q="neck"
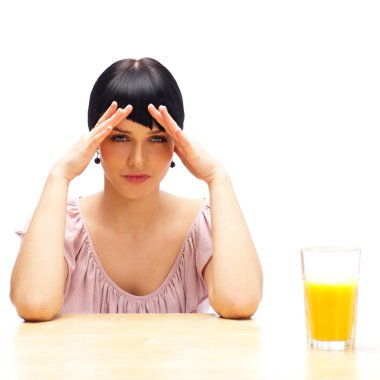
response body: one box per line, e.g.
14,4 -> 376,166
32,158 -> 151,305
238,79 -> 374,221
99,179 -> 165,232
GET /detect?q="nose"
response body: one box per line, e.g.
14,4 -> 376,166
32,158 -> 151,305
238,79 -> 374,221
127,143 -> 146,168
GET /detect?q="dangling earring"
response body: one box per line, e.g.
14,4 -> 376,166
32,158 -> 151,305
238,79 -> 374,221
94,149 -> 101,164
170,161 -> 175,168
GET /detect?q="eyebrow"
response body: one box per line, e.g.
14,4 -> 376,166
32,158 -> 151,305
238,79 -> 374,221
112,127 -> 166,134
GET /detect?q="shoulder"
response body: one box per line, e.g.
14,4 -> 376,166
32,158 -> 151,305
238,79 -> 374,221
161,192 -> 209,221
161,191 -> 207,209
77,192 -> 101,212
160,193 -> 211,251
65,194 -> 100,240
66,193 -> 99,223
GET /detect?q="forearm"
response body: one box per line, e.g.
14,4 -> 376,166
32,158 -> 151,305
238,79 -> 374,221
10,171 -> 69,320
207,169 -> 263,318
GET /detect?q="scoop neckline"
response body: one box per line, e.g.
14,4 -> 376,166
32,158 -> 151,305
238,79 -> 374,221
73,196 -> 208,301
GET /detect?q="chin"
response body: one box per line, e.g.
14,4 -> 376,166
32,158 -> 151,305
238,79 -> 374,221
115,184 -> 159,201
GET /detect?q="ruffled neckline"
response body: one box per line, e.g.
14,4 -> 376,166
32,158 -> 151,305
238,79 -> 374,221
72,196 -> 208,301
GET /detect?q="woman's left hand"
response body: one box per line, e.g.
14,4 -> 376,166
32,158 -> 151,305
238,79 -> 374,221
148,104 -> 225,185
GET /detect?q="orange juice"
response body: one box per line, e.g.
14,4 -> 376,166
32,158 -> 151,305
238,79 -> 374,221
303,278 -> 358,341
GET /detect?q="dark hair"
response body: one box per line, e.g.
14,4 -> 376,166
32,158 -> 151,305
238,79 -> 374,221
88,58 -> 184,131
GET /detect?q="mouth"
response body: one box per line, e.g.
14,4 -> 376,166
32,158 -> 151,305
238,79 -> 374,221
123,174 -> 151,184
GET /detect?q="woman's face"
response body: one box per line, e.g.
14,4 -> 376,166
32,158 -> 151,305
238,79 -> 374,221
100,118 -> 174,199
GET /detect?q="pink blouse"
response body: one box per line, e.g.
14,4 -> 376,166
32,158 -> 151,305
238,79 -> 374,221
17,197 -> 213,314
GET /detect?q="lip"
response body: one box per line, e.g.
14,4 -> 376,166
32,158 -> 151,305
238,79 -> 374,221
123,174 -> 151,184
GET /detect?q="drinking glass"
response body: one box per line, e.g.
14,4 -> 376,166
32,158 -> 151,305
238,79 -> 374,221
301,247 -> 360,350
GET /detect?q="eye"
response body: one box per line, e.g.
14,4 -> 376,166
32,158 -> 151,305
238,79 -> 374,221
150,136 -> 167,143
111,135 -> 129,143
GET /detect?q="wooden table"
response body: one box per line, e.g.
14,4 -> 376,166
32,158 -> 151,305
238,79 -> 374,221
1,313 -> 380,380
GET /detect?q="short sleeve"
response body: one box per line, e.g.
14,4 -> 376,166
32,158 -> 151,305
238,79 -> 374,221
62,198 -> 88,295
180,201 -> 213,313
15,214 -> 33,239
193,203 -> 213,278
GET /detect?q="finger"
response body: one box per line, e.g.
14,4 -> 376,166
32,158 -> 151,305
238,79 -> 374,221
90,125 -> 114,147
157,105 -> 198,155
95,101 -> 118,127
175,130 -> 194,154
147,104 -> 166,129
147,104 -> 181,136
91,104 -> 133,136
107,104 -> 133,126
82,125 -> 114,153
148,104 -> 184,147
158,105 -> 183,137
149,104 -> 197,157
173,145 -> 197,174
88,105 -> 131,149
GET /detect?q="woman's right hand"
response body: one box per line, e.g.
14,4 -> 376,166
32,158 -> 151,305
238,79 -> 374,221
51,102 -> 133,183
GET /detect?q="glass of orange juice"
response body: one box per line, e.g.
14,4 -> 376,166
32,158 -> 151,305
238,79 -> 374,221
301,247 -> 360,350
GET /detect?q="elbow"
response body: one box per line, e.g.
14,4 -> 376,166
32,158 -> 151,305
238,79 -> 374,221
211,291 -> 262,320
16,299 -> 60,322
10,291 -> 62,322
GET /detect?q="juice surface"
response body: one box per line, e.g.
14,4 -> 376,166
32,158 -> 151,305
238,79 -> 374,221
304,278 -> 358,341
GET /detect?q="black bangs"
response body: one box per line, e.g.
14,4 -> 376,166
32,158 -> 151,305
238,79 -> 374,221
88,58 -> 185,132
108,67 -> 166,130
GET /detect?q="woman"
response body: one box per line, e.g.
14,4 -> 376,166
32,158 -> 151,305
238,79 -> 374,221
11,58 -> 263,321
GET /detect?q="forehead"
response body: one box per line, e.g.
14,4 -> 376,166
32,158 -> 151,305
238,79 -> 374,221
115,118 -> 163,133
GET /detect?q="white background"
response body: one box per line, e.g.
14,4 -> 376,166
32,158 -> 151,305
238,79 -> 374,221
0,0 -> 379,336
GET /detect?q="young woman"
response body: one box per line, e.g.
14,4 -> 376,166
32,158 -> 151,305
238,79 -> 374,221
11,58 -> 263,321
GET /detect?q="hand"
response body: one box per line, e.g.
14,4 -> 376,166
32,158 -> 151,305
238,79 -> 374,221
148,104 -> 225,185
51,102 -> 133,183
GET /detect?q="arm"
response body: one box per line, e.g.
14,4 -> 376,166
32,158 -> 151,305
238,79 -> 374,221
148,105 -> 263,319
10,103 -> 132,321
204,170 -> 263,319
10,174 -> 69,321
